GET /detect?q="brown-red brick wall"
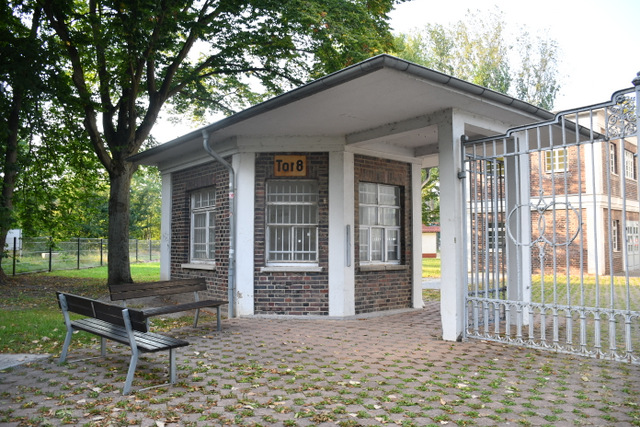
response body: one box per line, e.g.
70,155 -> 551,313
170,161 -> 229,301
253,152 -> 330,315
354,155 -> 413,314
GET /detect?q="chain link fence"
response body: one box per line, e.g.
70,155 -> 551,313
3,237 -> 160,275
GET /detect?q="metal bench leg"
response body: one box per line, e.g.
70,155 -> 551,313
59,328 -> 73,364
216,306 -> 221,331
169,348 -> 177,384
123,347 -> 139,395
193,308 -> 200,328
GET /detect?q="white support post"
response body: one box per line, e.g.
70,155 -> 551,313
438,111 -> 466,341
328,151 -> 355,317
412,162 -> 425,308
160,173 -> 172,281
234,152 -> 255,316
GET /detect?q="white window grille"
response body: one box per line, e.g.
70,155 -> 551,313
190,188 -> 216,262
613,219 -> 620,252
359,183 -> 401,263
266,180 -> 318,263
545,148 -> 568,173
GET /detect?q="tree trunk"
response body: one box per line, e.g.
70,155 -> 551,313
107,161 -> 136,285
0,89 -> 23,286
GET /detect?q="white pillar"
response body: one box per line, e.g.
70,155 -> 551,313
234,152 -> 255,316
412,162 -> 425,308
505,141 -> 531,324
438,111 -> 466,341
160,172 -> 172,281
328,151 -> 355,317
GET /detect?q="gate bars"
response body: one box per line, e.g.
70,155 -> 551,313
462,79 -> 640,364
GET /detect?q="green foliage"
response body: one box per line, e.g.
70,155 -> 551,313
129,166 -> 161,240
30,0 -> 403,283
421,167 -> 439,225
393,8 -> 560,110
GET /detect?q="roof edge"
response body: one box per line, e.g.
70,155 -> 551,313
130,54 -> 553,163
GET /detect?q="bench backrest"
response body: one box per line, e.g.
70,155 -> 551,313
57,292 -> 148,333
109,278 -> 206,301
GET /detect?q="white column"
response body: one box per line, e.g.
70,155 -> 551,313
234,152 -> 255,316
412,162 -> 425,308
505,142 -> 532,324
328,151 -> 355,317
438,111 -> 466,341
160,172 -> 172,280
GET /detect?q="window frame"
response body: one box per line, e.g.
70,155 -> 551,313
265,179 -> 319,266
625,149 -> 636,180
545,148 -> 568,173
358,182 -> 402,265
610,142 -> 618,175
612,219 -> 620,252
189,188 -> 216,264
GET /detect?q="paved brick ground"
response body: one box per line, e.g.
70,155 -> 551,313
1,303 -> 639,426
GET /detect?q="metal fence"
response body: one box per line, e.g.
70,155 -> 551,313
3,237 -> 160,275
463,85 -> 640,364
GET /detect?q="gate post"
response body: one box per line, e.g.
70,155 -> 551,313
505,137 -> 532,325
438,112 -> 467,341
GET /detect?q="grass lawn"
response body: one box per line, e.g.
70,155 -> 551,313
0,263 -> 207,355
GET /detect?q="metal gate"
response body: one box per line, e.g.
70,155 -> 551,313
463,82 -> 640,363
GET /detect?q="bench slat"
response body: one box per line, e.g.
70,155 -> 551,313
71,318 -> 188,352
141,300 -> 227,317
109,279 -> 206,301
60,292 -> 147,332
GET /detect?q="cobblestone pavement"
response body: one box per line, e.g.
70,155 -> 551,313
1,303 -> 639,426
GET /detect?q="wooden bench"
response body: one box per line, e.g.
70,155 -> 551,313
109,278 -> 227,330
57,292 -> 190,395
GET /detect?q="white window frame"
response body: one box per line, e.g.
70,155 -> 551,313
613,219 -> 620,252
265,180 -> 319,266
359,183 -> 401,264
610,143 -> 618,175
545,148 -> 568,173
190,188 -> 216,263
488,221 -> 506,251
625,149 -> 636,180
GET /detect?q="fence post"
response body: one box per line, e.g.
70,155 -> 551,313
77,237 -> 80,269
100,239 -> 103,266
135,239 -> 139,263
48,237 -> 53,272
12,237 -> 17,276
149,239 -> 152,261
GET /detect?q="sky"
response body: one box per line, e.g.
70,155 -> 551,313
388,0 -> 640,111
151,0 -> 640,142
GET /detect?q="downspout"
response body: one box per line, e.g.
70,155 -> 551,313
202,131 -> 236,318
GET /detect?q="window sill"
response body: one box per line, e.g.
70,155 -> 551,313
359,264 -> 406,272
261,265 -> 323,273
181,263 -> 216,271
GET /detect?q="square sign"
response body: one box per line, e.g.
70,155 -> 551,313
274,155 -> 307,177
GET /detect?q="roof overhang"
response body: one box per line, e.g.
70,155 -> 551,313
130,54 -> 555,168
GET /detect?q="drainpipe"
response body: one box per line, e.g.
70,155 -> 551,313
202,131 -> 236,318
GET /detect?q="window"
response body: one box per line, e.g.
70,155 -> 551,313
190,188 -> 216,262
266,180 -> 318,263
610,143 -> 618,174
612,219 -> 620,252
545,148 -> 568,173
488,222 -> 506,251
625,150 -> 636,180
359,183 -> 401,263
